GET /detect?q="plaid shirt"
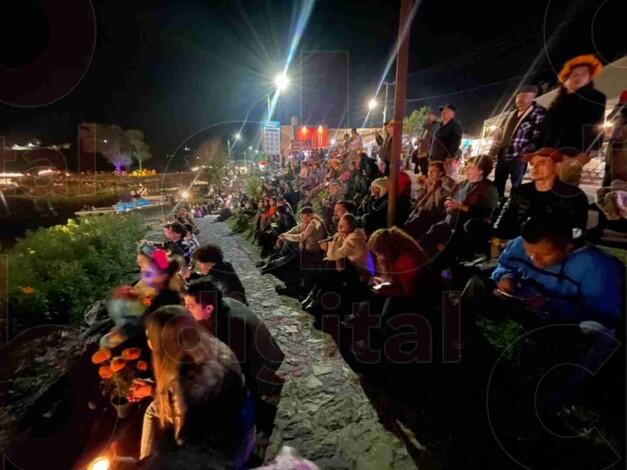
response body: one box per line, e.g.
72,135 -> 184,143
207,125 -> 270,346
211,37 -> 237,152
499,102 -> 549,160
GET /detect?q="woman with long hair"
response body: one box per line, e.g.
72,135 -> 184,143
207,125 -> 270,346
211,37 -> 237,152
132,306 -> 255,466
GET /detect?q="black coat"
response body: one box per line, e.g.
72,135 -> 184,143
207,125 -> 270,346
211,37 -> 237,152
430,119 -> 463,161
549,83 -> 606,154
191,262 -> 248,305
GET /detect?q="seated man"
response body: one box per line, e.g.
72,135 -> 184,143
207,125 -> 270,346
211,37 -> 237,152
190,244 -> 248,305
163,222 -> 192,263
184,280 -> 285,434
463,216 -> 625,332
492,147 -> 589,243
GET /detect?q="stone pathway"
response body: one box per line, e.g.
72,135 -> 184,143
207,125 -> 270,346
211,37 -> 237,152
196,217 -> 416,469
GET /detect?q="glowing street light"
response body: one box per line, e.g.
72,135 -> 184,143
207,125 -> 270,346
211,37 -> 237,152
248,146 -> 252,150
368,99 -> 378,111
88,457 -> 110,470
275,73 -> 289,91
234,133 -> 241,140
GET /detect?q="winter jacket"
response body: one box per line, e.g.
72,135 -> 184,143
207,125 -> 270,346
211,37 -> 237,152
491,237 -> 625,328
549,83 -> 607,154
493,179 -> 589,240
430,119 -> 463,161
282,214 -> 327,252
325,228 -> 369,276
195,261 -> 248,305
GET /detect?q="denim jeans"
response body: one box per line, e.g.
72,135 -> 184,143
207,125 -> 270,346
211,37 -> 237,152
495,157 -> 527,198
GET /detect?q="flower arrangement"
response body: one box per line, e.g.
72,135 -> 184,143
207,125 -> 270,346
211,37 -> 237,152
92,346 -> 147,398
129,169 -> 157,177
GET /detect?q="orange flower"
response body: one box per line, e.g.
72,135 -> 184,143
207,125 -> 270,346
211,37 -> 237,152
122,347 -> 141,361
142,297 -> 152,307
98,365 -> 114,379
22,286 -> 35,295
91,348 -> 112,364
110,357 -> 126,372
136,360 -> 148,371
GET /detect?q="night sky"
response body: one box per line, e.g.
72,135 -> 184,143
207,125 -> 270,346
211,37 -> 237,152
0,0 -> 624,171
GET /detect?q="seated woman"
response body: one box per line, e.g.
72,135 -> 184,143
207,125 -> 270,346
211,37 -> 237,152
419,155 -> 499,263
346,227 -> 438,353
188,244 -> 248,305
302,213 -> 370,313
361,177 -> 389,236
403,161 -> 456,241
136,242 -> 185,314
130,306 -> 255,467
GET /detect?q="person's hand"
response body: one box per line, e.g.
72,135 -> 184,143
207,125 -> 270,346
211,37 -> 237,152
128,379 -> 153,402
444,198 -> 463,210
278,234 -> 285,241
319,241 -> 328,251
496,276 -> 515,294
524,294 -> 546,311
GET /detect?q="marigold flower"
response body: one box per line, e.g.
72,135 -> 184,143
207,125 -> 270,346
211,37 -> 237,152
121,347 -> 141,361
136,360 -> 148,371
110,357 -> 127,372
22,286 -> 35,295
91,348 -> 112,364
98,365 -> 114,379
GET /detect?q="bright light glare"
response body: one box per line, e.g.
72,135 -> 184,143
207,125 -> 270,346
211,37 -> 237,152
234,133 -> 241,140
603,121 -> 613,129
368,99 -> 378,110
275,74 -> 289,91
88,457 -> 110,470
181,191 -> 190,199
331,139 -> 337,145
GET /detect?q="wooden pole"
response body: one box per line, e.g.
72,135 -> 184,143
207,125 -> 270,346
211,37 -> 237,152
387,0 -> 413,227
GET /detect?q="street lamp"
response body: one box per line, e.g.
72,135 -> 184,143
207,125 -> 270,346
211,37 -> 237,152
368,99 -> 378,111
268,73 -> 290,119
228,134 -> 242,157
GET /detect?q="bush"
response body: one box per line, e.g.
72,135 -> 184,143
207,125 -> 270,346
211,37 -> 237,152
7,213 -> 148,330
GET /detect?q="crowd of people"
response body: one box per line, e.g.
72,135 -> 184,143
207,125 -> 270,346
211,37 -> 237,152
91,54 -> 624,468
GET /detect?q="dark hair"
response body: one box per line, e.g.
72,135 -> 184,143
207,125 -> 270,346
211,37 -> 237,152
300,206 -> 314,215
466,155 -> 493,177
335,200 -> 354,214
184,279 -> 223,309
170,222 -> 187,237
384,120 -> 392,127
351,128 -> 357,133
428,161 -> 446,175
192,244 -> 224,264
521,217 -> 573,246
277,205 -> 287,215
184,223 -> 194,234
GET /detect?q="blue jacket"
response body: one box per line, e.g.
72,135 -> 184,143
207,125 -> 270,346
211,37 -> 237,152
491,237 -> 625,328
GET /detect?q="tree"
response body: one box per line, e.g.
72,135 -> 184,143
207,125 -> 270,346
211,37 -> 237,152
194,138 -> 230,187
125,129 -> 152,170
79,124 -> 150,173
403,107 -> 430,136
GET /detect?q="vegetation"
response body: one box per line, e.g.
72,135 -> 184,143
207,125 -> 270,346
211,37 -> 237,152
403,106 -> 430,136
6,213 -> 148,331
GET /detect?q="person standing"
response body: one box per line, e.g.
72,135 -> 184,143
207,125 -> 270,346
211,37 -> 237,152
492,85 -> 549,198
548,54 -> 606,182
430,104 -> 463,174
375,120 -> 394,176
411,109 -> 439,175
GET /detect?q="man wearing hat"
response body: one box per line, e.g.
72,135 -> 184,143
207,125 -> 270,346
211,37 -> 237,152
429,104 -> 463,172
493,147 -> 589,241
492,85 -> 549,198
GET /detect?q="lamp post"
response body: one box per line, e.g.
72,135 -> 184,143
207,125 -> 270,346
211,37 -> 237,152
267,73 -> 289,120
227,133 -> 241,157
382,81 -> 396,125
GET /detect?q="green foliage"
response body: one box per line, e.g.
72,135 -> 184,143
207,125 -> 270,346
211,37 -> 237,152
244,175 -> 264,201
7,214 -> 148,328
477,318 -> 525,364
403,107 -> 430,136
